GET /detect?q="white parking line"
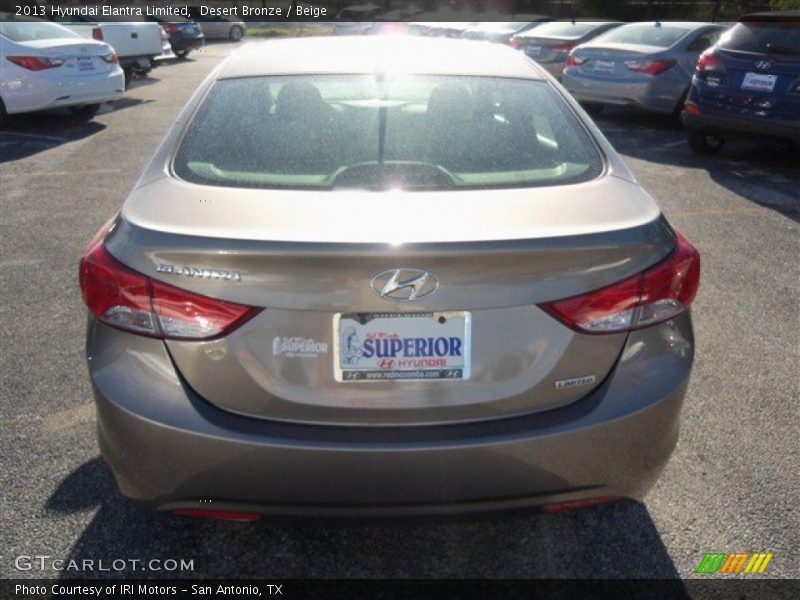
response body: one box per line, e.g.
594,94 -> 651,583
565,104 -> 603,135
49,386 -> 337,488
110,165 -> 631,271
43,401 -> 95,434
0,131 -> 69,142
0,168 -> 122,178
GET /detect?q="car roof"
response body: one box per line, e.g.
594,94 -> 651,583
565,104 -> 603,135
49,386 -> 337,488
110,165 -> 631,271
218,36 -> 545,80
740,10 -> 800,21
618,21 -> 717,30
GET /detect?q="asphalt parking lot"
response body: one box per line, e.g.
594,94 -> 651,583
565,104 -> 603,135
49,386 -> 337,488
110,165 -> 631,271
1,41 -> 798,581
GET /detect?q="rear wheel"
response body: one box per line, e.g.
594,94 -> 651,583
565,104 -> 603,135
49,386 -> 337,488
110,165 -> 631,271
687,130 -> 724,155
229,26 -> 244,41
0,98 -> 8,127
174,49 -> 190,59
123,67 -> 133,89
582,102 -> 604,116
69,104 -> 101,121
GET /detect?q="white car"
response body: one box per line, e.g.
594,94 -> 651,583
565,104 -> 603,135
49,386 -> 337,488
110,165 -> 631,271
0,19 -> 124,122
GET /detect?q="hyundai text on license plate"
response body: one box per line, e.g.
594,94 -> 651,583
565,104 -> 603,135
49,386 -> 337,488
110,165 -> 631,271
333,312 -> 471,382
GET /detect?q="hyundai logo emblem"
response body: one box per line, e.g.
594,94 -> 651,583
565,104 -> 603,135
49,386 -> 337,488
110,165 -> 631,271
370,269 -> 439,301
755,61 -> 772,70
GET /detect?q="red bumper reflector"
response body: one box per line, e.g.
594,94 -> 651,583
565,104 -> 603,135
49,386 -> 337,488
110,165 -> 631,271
541,496 -> 620,513
685,102 -> 701,116
173,509 -> 262,522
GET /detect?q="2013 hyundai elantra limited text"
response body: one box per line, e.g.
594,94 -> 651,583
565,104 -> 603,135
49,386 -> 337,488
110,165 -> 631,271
80,37 -> 700,519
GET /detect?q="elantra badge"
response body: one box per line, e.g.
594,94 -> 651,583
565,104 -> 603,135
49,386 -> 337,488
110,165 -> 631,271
370,269 -> 438,301
156,263 -> 241,282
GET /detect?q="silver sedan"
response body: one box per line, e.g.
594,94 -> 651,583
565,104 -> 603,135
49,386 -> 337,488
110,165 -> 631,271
79,37 -> 700,520
562,21 -> 727,115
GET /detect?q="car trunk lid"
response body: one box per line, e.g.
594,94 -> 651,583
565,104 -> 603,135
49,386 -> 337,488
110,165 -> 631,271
104,174 -> 674,426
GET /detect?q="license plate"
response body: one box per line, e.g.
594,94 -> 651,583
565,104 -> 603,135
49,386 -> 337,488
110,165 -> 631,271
72,57 -> 95,71
742,72 -> 777,92
593,60 -> 615,73
334,312 -> 471,382
525,45 -> 542,58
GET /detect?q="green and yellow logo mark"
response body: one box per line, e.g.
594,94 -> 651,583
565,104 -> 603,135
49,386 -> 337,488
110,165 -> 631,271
696,552 -> 773,574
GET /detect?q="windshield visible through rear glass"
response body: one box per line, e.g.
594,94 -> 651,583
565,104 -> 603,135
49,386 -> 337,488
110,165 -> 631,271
594,23 -> 692,48
718,22 -> 800,56
173,75 -> 603,191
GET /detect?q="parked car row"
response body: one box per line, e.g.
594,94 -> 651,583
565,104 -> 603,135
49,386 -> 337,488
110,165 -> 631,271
415,13 -> 798,155
0,11 -> 246,124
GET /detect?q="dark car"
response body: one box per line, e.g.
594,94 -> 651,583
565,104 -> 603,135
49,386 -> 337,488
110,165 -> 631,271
149,16 -> 204,59
684,11 -> 800,154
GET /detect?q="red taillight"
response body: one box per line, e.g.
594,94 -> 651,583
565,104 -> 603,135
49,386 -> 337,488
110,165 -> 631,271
565,53 -> 585,67
102,52 -> 119,64
685,101 -> 701,115
91,27 -> 103,41
173,509 -> 261,522
163,23 -> 179,34
507,37 -> 521,49
6,56 -> 64,71
697,50 -> 725,72
540,232 -> 700,334
625,59 -> 676,75
551,43 -> 575,54
79,221 -> 260,340
541,496 -> 620,513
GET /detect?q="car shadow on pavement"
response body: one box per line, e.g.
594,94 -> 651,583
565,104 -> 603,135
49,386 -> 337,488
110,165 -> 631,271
0,117 -> 105,163
594,108 -> 800,223
47,457 -> 689,583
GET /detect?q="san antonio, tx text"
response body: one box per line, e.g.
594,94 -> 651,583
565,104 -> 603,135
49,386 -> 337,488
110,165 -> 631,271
16,584 -> 280,596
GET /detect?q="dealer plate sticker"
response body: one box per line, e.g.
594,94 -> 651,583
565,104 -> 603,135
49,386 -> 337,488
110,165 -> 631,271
334,312 -> 471,382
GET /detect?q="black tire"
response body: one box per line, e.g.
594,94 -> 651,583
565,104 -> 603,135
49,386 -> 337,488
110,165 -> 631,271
68,103 -> 101,121
229,26 -> 244,41
582,102 -> 604,116
687,130 -> 724,155
671,91 -> 689,128
123,67 -> 133,89
0,98 -> 8,128
174,49 -> 190,59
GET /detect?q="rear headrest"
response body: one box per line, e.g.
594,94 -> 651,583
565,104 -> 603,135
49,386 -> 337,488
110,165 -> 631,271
426,83 -> 473,124
275,81 -> 329,121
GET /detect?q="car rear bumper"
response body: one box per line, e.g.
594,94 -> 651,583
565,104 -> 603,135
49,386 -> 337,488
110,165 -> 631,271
684,111 -> 800,144
3,69 -> 124,114
562,69 -> 685,114
89,313 -> 693,516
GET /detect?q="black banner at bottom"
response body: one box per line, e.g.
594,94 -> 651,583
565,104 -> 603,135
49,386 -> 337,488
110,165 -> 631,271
2,579 -> 800,600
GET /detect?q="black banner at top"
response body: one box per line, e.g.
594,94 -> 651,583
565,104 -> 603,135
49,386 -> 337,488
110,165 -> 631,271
2,1 -> 794,23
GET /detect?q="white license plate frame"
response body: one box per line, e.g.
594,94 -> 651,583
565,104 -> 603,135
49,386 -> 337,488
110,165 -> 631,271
333,312 -> 471,382
742,72 -> 777,92
593,59 -> 616,73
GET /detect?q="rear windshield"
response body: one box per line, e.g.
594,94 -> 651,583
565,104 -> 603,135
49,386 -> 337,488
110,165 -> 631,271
718,22 -> 800,56
0,21 -> 82,42
174,75 -> 603,191
525,21 -> 613,39
594,23 -> 692,48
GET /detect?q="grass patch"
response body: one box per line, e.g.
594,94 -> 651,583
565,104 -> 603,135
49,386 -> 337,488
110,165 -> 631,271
247,25 -> 333,38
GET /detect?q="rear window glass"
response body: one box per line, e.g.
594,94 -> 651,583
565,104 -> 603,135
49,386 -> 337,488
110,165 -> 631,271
0,21 -> 82,42
594,23 -> 692,48
525,21 -> 612,39
718,22 -> 800,56
173,75 -> 603,191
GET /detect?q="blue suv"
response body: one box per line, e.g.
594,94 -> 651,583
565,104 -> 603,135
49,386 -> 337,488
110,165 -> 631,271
684,11 -> 800,154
